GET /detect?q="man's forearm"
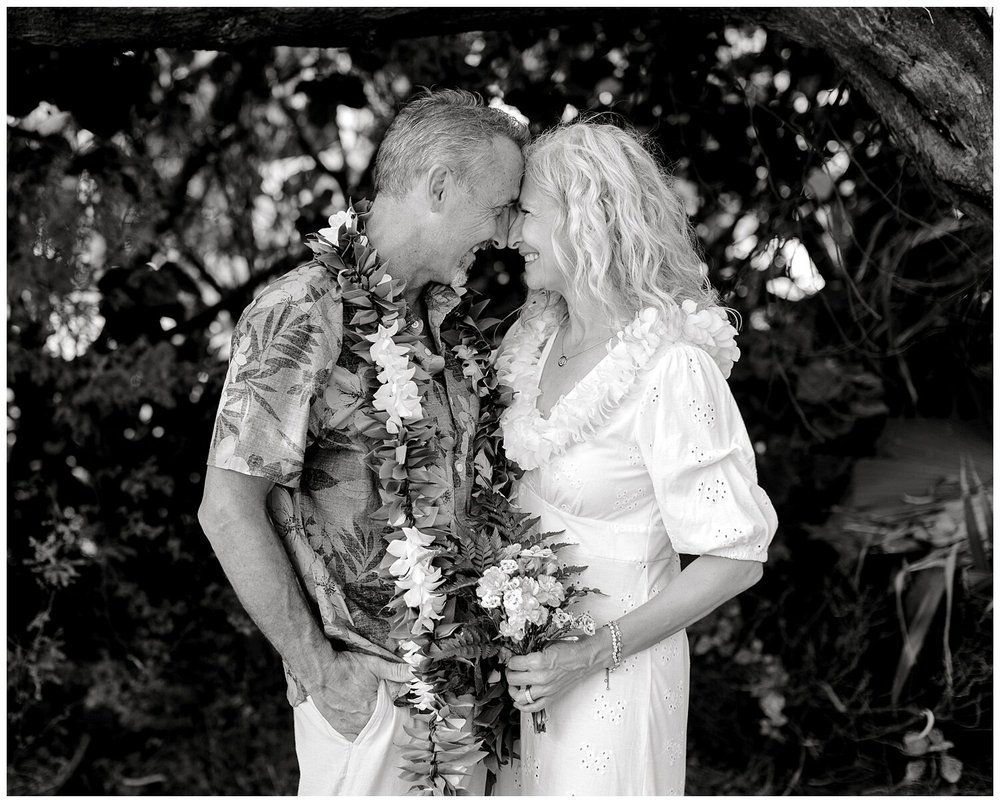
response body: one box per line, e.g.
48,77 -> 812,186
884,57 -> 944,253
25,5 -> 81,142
199,471 -> 336,692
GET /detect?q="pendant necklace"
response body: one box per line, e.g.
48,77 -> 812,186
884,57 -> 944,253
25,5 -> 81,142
556,327 -> 611,367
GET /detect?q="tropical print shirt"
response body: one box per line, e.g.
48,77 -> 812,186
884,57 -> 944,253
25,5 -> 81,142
207,261 -> 479,704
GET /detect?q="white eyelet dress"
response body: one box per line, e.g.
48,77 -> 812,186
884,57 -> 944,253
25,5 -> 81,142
494,295 -> 778,796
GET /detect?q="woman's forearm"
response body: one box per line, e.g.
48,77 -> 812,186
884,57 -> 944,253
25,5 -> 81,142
584,555 -> 763,669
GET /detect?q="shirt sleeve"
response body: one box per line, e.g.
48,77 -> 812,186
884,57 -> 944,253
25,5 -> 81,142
636,343 -> 777,562
207,281 -> 341,488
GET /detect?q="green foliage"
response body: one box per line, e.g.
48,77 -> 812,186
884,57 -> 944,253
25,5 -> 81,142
7,15 -> 990,794
684,419 -> 992,794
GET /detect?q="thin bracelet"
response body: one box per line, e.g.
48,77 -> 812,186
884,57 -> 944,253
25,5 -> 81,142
603,620 -> 623,689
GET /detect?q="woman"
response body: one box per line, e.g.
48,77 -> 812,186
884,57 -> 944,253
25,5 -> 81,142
494,121 -> 778,795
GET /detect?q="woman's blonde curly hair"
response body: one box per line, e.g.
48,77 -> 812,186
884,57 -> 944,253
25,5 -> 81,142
524,119 -> 720,326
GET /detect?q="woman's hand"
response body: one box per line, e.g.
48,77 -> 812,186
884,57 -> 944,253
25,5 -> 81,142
505,635 -> 608,713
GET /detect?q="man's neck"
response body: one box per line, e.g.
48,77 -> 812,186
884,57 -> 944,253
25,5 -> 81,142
366,197 -> 429,315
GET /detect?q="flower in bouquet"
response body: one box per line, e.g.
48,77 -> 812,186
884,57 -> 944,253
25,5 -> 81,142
518,545 -> 558,574
475,539 -> 600,733
476,566 -> 507,610
534,574 -> 565,607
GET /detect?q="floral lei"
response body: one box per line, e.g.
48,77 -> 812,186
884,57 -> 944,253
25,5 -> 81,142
305,202 -> 522,794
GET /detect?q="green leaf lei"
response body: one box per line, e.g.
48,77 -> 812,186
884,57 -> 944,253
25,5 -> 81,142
304,201 -> 524,794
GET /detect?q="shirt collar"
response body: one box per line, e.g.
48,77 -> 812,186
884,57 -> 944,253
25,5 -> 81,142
424,283 -> 464,336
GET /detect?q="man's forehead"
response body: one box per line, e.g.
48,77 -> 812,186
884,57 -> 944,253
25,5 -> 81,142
470,137 -> 522,206
495,139 -> 525,192
485,165 -> 523,206
496,181 -> 521,206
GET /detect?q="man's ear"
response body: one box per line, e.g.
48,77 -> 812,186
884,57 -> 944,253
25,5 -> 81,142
425,163 -> 450,211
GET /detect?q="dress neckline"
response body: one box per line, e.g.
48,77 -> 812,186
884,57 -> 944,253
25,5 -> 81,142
533,328 -> 616,422
497,296 -> 742,472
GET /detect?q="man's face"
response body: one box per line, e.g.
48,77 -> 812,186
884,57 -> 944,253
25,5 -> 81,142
434,137 -> 524,289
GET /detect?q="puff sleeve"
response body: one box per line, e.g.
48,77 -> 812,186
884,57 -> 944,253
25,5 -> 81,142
636,343 -> 777,561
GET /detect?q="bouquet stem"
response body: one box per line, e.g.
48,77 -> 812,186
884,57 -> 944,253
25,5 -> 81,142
532,708 -> 548,734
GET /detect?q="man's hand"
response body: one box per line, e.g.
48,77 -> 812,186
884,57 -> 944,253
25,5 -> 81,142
308,652 -> 412,741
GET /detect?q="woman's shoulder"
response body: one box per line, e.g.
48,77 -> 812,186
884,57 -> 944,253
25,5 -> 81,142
649,300 -> 741,381
645,342 -> 731,410
634,309 -> 745,437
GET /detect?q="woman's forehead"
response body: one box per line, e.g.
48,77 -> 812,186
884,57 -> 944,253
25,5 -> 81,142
517,174 -> 544,202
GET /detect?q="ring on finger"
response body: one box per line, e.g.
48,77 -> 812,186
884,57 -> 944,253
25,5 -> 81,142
524,686 -> 535,705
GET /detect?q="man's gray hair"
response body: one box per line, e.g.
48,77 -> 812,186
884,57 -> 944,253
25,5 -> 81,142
374,88 -> 529,198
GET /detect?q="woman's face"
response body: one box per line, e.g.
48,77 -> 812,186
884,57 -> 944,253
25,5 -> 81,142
509,174 -> 569,296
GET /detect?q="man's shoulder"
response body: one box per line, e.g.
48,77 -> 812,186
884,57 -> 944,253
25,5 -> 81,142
241,261 -> 344,327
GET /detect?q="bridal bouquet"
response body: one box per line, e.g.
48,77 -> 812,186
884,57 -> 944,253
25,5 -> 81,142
475,540 -> 599,733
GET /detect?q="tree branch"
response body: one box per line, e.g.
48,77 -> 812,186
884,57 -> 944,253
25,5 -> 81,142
174,252 -> 308,337
8,7 -> 656,50
8,6 -> 992,219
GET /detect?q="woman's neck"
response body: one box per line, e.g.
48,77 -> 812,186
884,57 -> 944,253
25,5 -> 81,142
560,293 -> 620,349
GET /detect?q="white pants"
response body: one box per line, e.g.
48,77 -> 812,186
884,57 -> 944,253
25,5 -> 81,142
293,681 -> 486,796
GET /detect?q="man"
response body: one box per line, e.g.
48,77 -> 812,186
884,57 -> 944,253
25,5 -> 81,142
198,89 -> 526,795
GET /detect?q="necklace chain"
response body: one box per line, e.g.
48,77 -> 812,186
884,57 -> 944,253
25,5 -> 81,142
556,326 -> 611,367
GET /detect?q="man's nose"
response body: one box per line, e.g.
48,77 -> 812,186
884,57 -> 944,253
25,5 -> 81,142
492,206 -> 515,249
504,210 -> 524,250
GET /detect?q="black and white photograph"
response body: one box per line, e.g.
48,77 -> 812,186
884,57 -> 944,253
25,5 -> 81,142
7,6 -> 993,796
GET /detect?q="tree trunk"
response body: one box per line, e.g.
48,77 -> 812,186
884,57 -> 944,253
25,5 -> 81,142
8,6 -> 992,220
751,7 -> 992,223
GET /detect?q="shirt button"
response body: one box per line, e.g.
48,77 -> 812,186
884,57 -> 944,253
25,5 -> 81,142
455,461 -> 465,474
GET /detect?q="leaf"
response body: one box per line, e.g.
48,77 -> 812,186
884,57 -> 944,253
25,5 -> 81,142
349,309 -> 380,326
517,526 -> 565,551
434,620 -> 463,639
939,754 -> 963,783
847,418 -> 992,512
428,628 -> 499,661
795,359 -> 846,404
554,564 -> 589,579
437,576 -> 480,594
891,566 -> 947,706
902,731 -> 929,757
903,759 -> 926,784
940,543 -> 958,697
301,467 -> 339,491
960,455 -> 992,573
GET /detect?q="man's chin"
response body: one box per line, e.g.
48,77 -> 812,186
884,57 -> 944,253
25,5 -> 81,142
450,263 -> 472,288
449,272 -> 470,295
